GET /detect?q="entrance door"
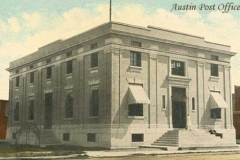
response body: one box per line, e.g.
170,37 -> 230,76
44,93 -> 53,129
172,87 -> 187,128
172,101 -> 186,128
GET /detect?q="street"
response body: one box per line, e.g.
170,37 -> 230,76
85,152 -> 240,160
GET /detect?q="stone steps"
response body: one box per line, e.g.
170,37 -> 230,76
39,129 -> 59,146
151,129 -> 236,148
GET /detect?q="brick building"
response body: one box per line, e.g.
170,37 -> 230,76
6,22 -> 236,149
233,86 -> 240,139
0,100 -> 8,140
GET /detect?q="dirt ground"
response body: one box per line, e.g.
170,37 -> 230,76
86,152 -> 240,160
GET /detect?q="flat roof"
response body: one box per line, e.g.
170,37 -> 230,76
8,21 -> 235,70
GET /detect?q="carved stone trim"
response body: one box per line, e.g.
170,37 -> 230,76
167,75 -> 191,85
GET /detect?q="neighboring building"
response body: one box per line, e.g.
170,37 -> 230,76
6,22 -> 236,149
0,100 -> 8,140
233,86 -> 240,139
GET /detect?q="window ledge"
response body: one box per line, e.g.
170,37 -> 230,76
128,116 -> 145,119
89,116 -> 99,119
15,87 -> 19,90
13,121 -> 19,124
65,73 -> 73,79
89,67 -> 98,73
210,76 -> 219,82
27,120 -> 34,122
29,83 -> 34,87
168,75 -> 191,85
162,108 -> 166,111
129,66 -> 142,73
46,79 -> 52,83
210,118 -> 222,121
64,118 -> 73,121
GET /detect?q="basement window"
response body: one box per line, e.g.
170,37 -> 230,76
87,133 -> 96,142
63,133 -> 70,141
132,134 -> 144,142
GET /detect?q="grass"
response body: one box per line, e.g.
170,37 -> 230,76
0,141 -> 103,157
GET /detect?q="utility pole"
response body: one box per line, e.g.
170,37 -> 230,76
109,0 -> 112,22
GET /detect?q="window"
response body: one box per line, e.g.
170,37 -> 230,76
211,108 -> 221,119
28,100 -> 34,121
90,43 -> 97,49
46,58 -> 51,64
128,104 -> 143,116
130,51 -> 141,67
211,55 -> 218,61
65,93 -> 73,118
91,52 -> 98,68
14,102 -> 19,122
162,95 -> 166,110
29,64 -> 34,69
30,72 -> 34,84
192,98 -> 195,111
211,55 -> 219,77
12,133 -> 16,139
16,76 -> 20,87
211,64 -> 218,77
46,67 -> 52,79
87,133 -> 96,142
66,52 -> 72,57
90,88 -> 99,117
63,133 -> 70,141
66,60 -> 73,74
16,70 -> 19,74
131,41 -> 142,47
171,60 -> 185,76
132,134 -> 144,142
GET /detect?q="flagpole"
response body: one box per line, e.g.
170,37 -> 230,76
109,0 -> 112,22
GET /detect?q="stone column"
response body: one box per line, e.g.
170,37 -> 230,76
77,55 -> 84,126
197,61 -> 205,129
224,65 -> 233,129
149,53 -> 158,127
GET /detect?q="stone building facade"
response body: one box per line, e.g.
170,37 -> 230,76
6,22 -> 236,148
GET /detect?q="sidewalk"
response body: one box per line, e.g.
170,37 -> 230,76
1,147 -> 240,159
85,147 -> 240,158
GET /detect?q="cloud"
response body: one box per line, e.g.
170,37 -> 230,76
0,4 -> 240,99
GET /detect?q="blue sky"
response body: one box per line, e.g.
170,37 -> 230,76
0,0 -> 240,99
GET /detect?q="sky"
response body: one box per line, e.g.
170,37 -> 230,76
1,0 -> 240,100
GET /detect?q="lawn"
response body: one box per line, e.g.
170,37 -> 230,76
0,141 -> 98,158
